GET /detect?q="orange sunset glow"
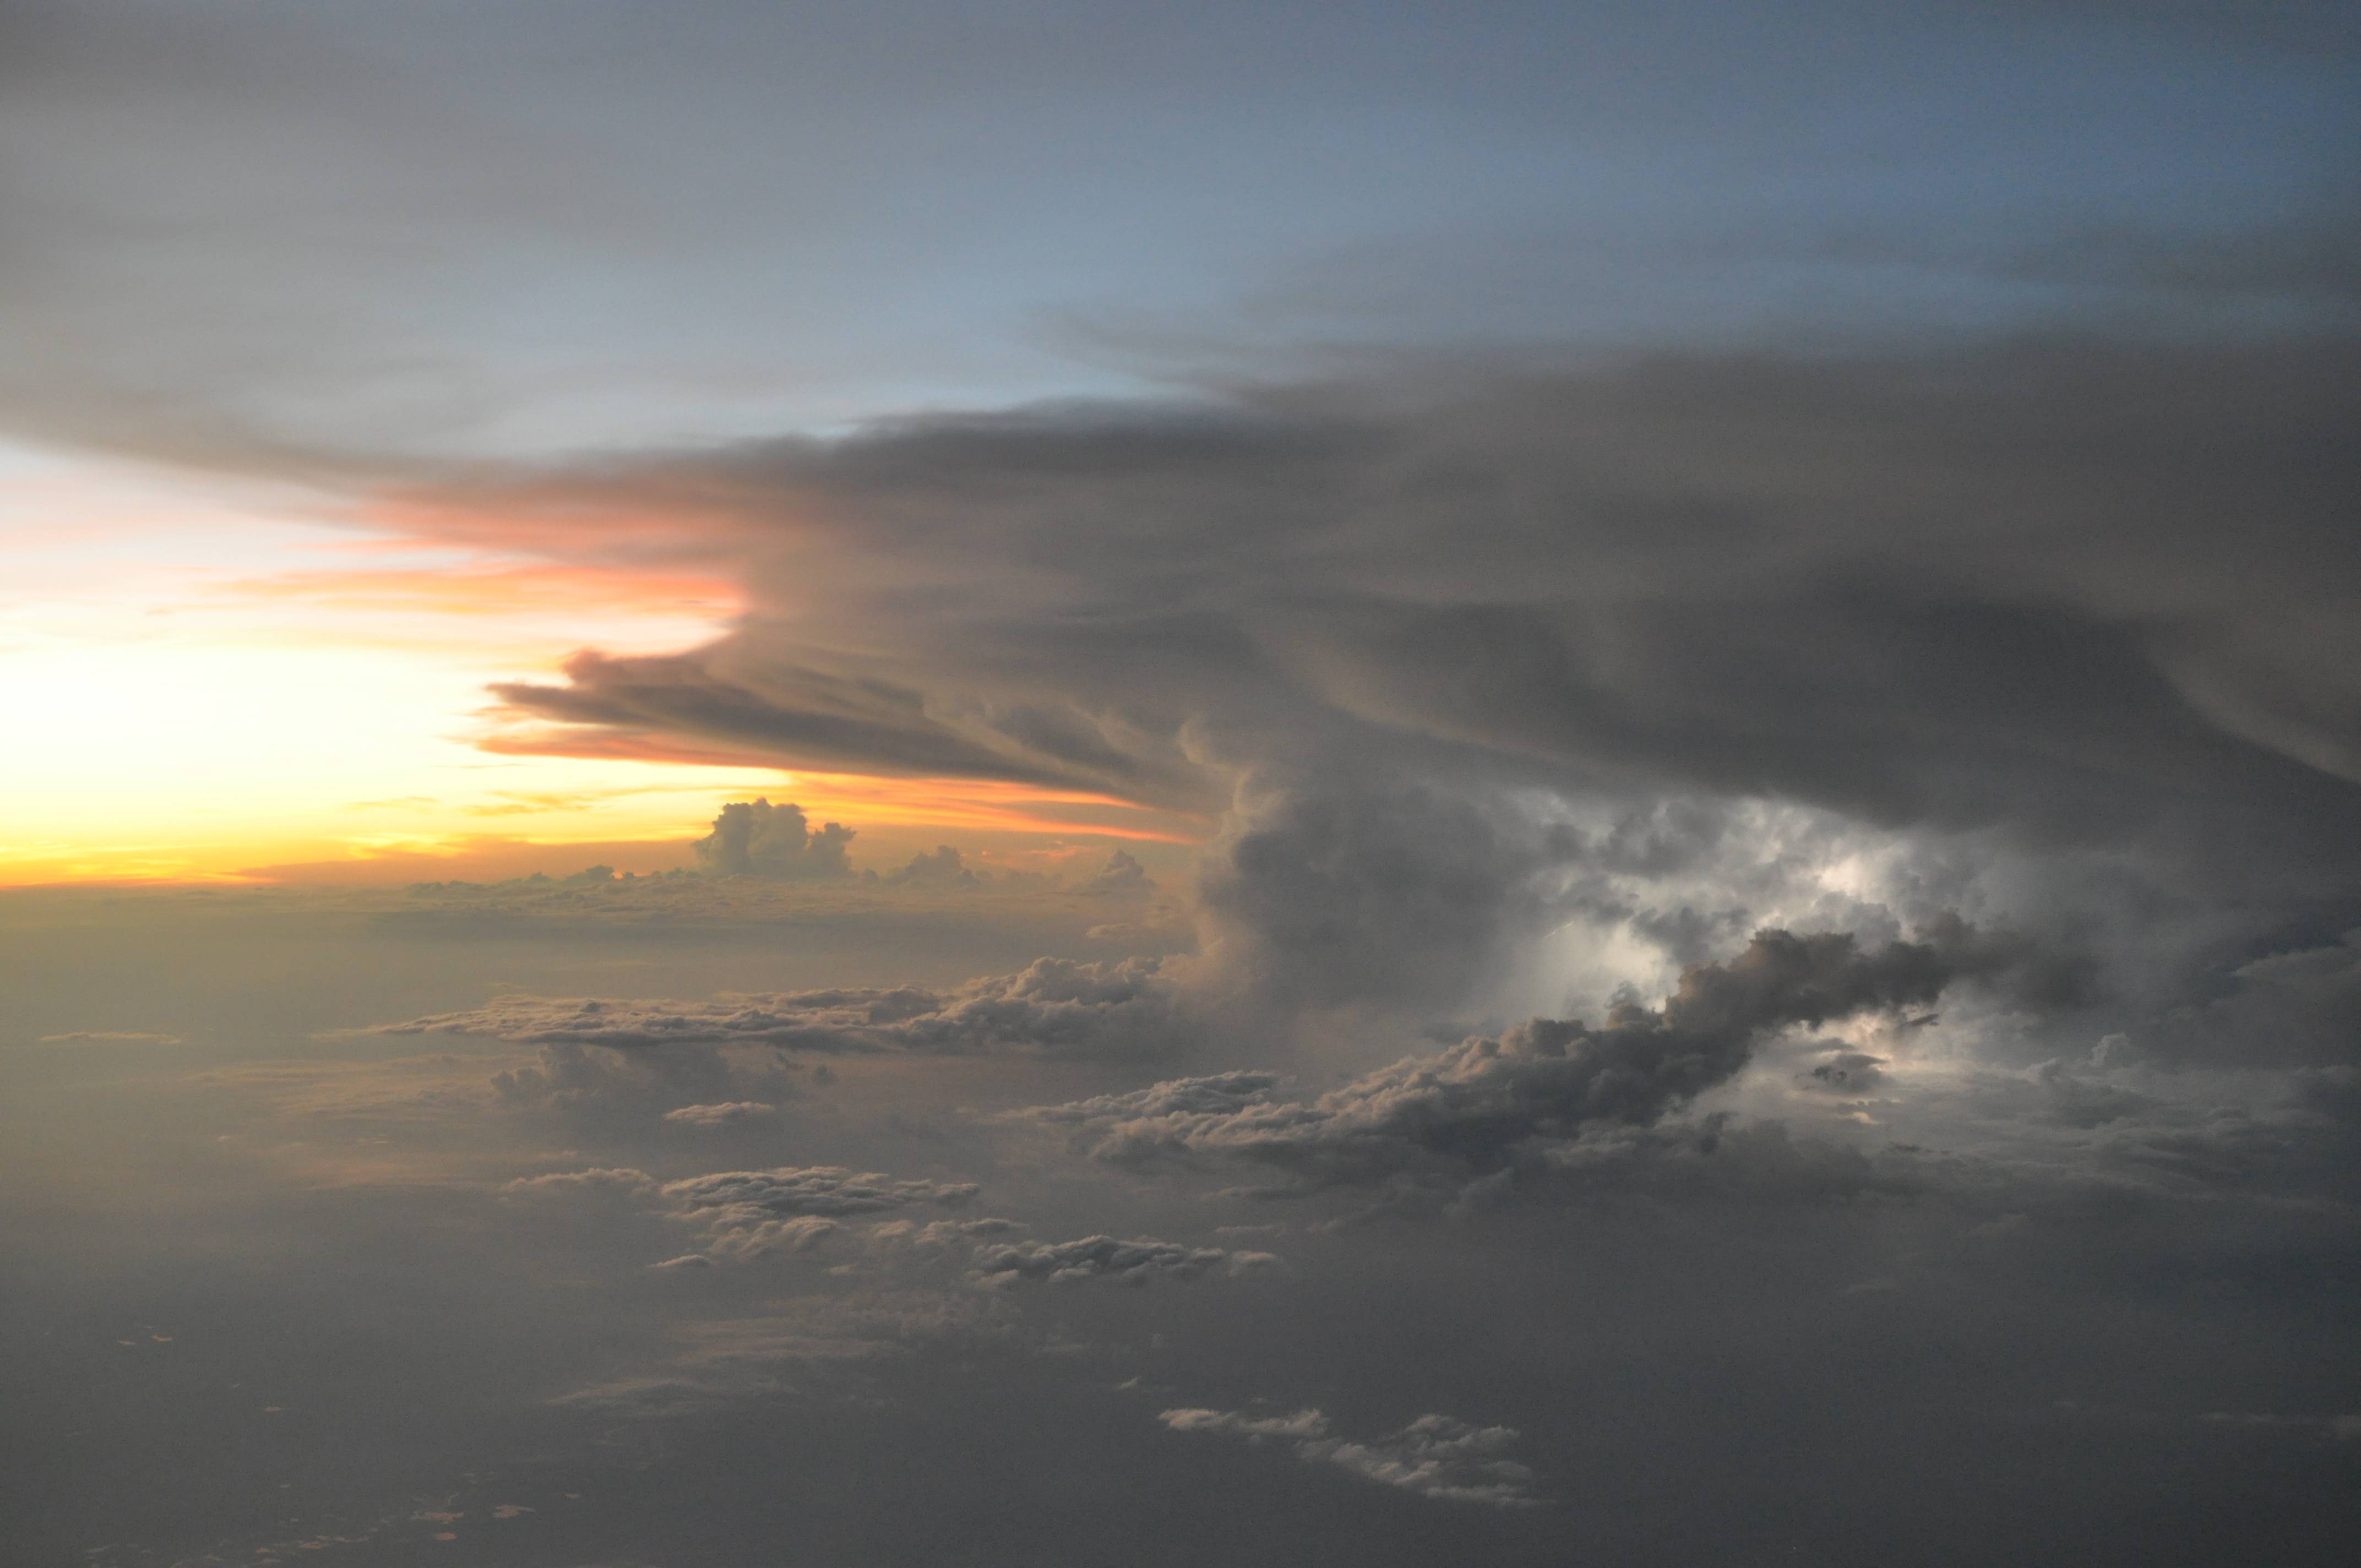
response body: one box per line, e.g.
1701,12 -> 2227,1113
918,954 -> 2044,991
0,447 -> 1199,884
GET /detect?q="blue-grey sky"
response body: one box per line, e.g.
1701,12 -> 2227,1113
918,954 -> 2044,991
6,0 -> 2354,459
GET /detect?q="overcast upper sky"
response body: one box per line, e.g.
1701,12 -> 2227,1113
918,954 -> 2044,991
4,3 -> 2358,1565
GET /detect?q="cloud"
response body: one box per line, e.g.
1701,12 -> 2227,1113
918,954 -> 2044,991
662,1100 -> 777,1127
658,1165 -> 977,1264
1797,1050 -> 1889,1096
868,1216 -> 1025,1253
1018,1070 -> 1282,1125
690,798 -> 856,880
9,13 -> 2357,1559
414,341 -> 2353,1037
696,1212 -> 845,1260
508,1163 -> 982,1265
1076,848 -> 1155,897
554,1288 -> 1015,1414
1029,923 -> 2046,1191
660,1166 -> 980,1218
382,994 -> 888,1051
1158,1407 -> 1539,1506
2082,1102 -> 2355,1199
499,1164 -> 737,1228
1160,1406 -> 1332,1440
447,343 -> 2360,837
2143,928 -> 2361,1068
372,955 -> 1190,1060
672,1290 -> 1011,1370
884,845 -> 976,887
487,1038 -> 791,1119
1196,772 -> 1589,1010
30,1031 -> 182,1046
2027,1059 -> 2157,1129
502,1166 -> 656,1197
968,1235 -> 1276,1287
491,650 -> 1178,798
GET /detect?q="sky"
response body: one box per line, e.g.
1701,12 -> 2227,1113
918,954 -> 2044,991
3,2 -> 2359,1563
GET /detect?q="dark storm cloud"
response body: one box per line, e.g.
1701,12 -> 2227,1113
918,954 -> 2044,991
18,14 -> 2351,1022
546,340 -> 2359,815
415,335 -> 2361,1028
1193,773 -> 1584,1009
1028,923 -> 2050,1191
2143,929 -> 2361,1069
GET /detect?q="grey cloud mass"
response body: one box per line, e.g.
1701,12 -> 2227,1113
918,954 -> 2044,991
435,336 -> 2361,1034
1031,923 -> 2047,1193
2145,929 -> 2361,1070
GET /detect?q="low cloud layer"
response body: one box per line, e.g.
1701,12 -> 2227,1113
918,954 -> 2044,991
372,955 -> 1188,1061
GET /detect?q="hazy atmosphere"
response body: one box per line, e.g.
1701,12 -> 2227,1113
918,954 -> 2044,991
4,3 -> 2358,1564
